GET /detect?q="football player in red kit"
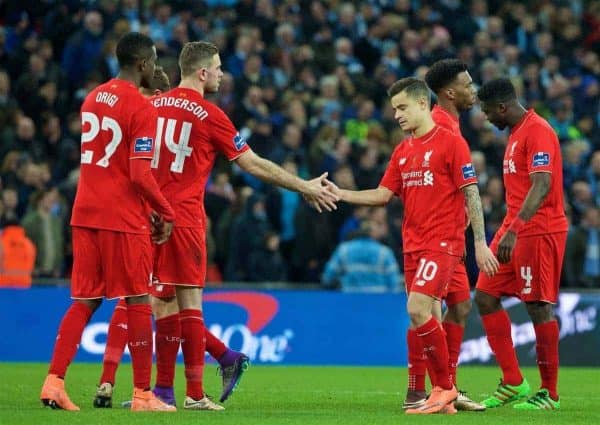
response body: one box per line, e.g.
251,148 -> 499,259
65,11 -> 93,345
475,78 -> 567,411
40,32 -> 176,412
327,77 -> 498,414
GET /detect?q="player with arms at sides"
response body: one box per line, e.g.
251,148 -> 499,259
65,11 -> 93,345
326,77 -> 498,415
475,78 -> 567,410
40,32 -> 176,412
400,58 -> 485,411
102,40 -> 336,410
95,66 -> 251,409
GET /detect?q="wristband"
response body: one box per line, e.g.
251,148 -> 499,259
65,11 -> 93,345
508,216 -> 526,234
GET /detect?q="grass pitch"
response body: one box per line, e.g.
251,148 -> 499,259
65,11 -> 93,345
1,363 -> 598,425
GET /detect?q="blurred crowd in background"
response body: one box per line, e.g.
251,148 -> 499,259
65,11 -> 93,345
0,0 -> 599,289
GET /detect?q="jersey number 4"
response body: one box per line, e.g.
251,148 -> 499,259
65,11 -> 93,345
520,266 -> 533,295
151,117 -> 193,173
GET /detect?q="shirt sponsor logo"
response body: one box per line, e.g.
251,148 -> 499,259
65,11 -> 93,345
423,170 -> 434,186
134,137 -> 153,152
462,163 -> 476,179
503,159 -> 516,174
402,170 -> 434,187
532,152 -> 550,167
233,133 -> 247,151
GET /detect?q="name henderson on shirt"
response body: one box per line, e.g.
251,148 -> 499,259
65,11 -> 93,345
151,96 -> 209,120
96,92 -> 209,121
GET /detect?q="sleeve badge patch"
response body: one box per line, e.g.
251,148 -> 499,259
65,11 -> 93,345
532,152 -> 550,167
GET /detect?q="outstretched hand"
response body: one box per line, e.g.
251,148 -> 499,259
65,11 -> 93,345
302,172 -> 339,213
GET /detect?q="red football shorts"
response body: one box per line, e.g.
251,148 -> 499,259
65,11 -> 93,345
71,226 -> 152,299
476,232 -> 567,303
150,227 -> 206,298
443,262 -> 472,306
404,251 -> 462,299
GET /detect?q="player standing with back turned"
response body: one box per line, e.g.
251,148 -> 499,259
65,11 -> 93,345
40,32 -> 176,412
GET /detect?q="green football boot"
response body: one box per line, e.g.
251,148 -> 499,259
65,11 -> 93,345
513,389 -> 560,410
481,378 -> 530,408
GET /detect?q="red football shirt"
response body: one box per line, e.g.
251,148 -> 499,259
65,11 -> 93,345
431,104 -> 460,134
150,87 -> 250,229
71,79 -> 158,234
380,126 -> 478,256
500,109 -> 568,236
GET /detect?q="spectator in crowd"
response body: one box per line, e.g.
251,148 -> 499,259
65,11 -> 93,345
0,212 -> 36,288
564,206 -> 600,288
585,150 -> 600,204
21,187 -> 64,278
265,157 -> 301,263
322,219 -> 400,292
248,231 -> 287,282
570,180 -> 595,225
61,10 -> 104,90
338,205 -> 370,242
225,193 -> 272,281
1,187 -> 19,221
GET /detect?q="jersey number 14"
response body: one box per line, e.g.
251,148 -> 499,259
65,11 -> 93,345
151,117 -> 193,173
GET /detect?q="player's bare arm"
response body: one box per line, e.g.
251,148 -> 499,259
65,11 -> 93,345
515,172 -> 551,221
462,184 -> 499,275
497,172 -> 551,264
326,181 -> 394,206
235,149 -> 339,211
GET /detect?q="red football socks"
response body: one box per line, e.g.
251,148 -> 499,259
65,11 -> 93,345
534,320 -> 559,400
416,317 -> 452,390
180,309 -> 205,400
48,301 -> 93,377
154,313 -> 181,388
407,329 -> 427,391
205,326 -> 228,361
100,299 -> 128,385
481,310 -> 523,386
443,321 -> 464,386
127,303 -> 153,389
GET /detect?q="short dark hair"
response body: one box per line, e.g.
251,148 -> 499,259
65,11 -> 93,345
424,59 -> 468,94
477,78 -> 517,104
116,32 -> 155,68
387,77 -> 430,102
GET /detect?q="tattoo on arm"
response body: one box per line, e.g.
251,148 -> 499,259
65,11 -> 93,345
463,184 -> 487,242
